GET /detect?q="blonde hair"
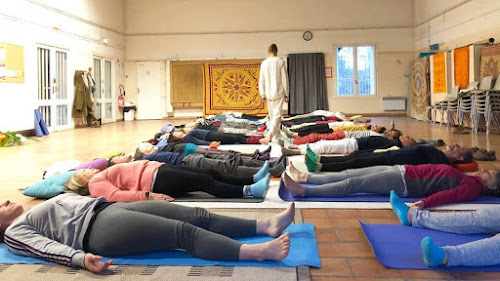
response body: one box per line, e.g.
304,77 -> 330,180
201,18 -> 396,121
65,171 -> 90,195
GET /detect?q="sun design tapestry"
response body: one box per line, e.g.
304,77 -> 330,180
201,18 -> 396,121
454,46 -> 470,89
432,52 -> 447,94
411,58 -> 430,121
480,45 -> 500,79
203,63 -> 267,116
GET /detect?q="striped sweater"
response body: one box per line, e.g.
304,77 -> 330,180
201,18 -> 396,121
5,194 -> 107,268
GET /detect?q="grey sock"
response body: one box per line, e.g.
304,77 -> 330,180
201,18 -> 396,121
243,185 -> 252,196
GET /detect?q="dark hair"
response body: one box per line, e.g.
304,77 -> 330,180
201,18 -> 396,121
0,228 -> 4,243
167,134 -> 183,144
461,150 -> 473,163
482,170 -> 500,197
366,125 -> 372,130
390,129 -> 403,139
268,44 -> 278,56
378,127 -> 387,134
134,148 -> 144,160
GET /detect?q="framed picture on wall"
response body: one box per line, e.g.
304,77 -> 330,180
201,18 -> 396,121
325,67 -> 333,78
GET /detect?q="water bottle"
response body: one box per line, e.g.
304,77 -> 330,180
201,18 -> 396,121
390,120 -> 395,130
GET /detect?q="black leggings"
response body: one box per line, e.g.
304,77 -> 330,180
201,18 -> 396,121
287,116 -> 325,125
320,153 -> 390,172
292,123 -> 332,136
85,202 -> 256,260
153,165 -> 247,198
206,131 -> 248,144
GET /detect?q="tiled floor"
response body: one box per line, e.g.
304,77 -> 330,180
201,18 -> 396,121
2,116 -> 500,280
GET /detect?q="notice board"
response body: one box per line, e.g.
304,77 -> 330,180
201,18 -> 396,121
0,43 -> 24,83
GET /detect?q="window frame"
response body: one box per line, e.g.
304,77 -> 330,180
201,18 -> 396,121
334,43 -> 378,98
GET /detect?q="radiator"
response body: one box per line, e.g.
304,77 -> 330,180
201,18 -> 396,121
382,97 -> 407,111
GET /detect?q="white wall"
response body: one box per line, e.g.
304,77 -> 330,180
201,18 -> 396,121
415,0 -> 500,51
124,0 -> 415,115
0,0 -> 125,132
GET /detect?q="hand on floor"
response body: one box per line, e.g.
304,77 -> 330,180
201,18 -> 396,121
84,254 -> 113,273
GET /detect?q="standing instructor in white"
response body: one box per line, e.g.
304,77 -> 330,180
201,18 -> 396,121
259,44 -> 289,144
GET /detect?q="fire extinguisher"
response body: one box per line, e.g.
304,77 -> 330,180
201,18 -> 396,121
118,84 -> 125,109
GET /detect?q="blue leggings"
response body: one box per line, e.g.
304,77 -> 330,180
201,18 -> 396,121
412,208 -> 500,267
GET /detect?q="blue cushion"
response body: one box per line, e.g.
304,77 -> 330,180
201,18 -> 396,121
23,171 -> 76,198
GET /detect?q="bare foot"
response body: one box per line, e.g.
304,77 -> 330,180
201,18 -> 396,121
261,203 -> 295,237
239,233 -> 291,261
259,137 -> 271,145
289,162 -> 308,183
283,172 -> 306,196
284,142 -> 298,149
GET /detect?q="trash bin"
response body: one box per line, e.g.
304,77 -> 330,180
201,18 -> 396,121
123,105 -> 137,121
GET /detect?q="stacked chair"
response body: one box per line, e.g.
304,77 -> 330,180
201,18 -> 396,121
457,81 -> 480,129
468,76 -> 494,133
441,86 -> 460,128
485,74 -> 500,135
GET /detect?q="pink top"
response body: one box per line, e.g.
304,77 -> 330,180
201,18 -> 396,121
73,158 -> 108,171
88,160 -> 164,202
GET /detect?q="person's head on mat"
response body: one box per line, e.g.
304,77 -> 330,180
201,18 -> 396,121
0,200 -> 24,242
471,168 -> 500,196
66,168 -> 100,195
399,135 -> 416,147
385,129 -> 403,140
442,144 -> 473,164
366,125 -> 386,134
108,154 -> 133,166
167,131 -> 186,144
134,142 -> 157,159
268,44 -> 278,57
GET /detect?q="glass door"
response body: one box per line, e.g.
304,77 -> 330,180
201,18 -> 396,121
93,58 -> 114,123
37,47 -> 71,131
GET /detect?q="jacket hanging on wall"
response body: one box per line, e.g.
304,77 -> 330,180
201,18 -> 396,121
71,70 -> 93,119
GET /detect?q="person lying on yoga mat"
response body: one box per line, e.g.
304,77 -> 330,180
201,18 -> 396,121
167,129 -> 264,145
282,121 -> 370,137
136,142 -> 272,161
43,154 -> 135,179
283,163 -> 500,208
283,135 -> 416,156
67,160 -> 272,201
183,121 -> 264,137
136,150 -> 286,178
0,194 -> 294,273
280,127 -> 400,146
281,116 -> 343,127
304,144 -> 472,172
390,191 -> 500,268
134,143 -> 284,178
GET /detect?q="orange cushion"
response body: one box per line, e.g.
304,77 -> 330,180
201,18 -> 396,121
453,161 -> 479,172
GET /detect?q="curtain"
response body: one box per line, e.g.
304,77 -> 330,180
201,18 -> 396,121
288,53 -> 328,114
454,46 -> 470,89
432,52 -> 447,94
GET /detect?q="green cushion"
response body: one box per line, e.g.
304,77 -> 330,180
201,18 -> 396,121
23,171 -> 76,198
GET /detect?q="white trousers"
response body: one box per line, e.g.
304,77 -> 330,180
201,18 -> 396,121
266,96 -> 285,142
299,138 -> 359,154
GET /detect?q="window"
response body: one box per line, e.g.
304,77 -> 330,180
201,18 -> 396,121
336,45 -> 376,96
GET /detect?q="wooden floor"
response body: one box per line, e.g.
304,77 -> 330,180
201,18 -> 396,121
2,116 -> 500,281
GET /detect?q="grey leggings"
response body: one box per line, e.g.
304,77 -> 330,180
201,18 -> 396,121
412,208 -> 500,267
85,202 -> 256,260
305,165 -> 406,197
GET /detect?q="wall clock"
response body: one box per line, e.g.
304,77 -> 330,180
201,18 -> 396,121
303,31 -> 313,41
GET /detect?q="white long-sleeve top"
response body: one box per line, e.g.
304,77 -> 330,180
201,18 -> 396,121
259,57 -> 289,101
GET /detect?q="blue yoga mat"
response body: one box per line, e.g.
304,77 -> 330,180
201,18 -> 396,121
0,223 -> 320,268
278,179 -> 500,204
361,222 -> 500,271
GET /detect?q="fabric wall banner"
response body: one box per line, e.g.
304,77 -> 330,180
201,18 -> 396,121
454,46 -> 470,89
203,63 -> 267,116
432,52 -> 447,94
480,44 -> 500,79
288,53 -> 328,114
411,57 -> 430,121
